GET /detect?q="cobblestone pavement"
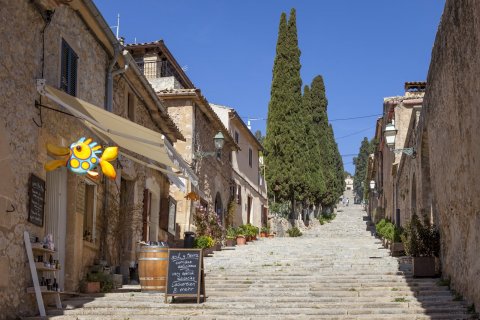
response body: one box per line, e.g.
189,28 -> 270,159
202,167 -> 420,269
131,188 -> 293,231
36,201 -> 475,319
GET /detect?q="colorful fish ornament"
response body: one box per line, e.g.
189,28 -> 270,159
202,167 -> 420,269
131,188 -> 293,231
45,137 -> 118,179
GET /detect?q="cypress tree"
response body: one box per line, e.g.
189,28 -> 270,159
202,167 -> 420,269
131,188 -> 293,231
265,9 -> 303,216
303,80 -> 326,206
353,137 -> 373,200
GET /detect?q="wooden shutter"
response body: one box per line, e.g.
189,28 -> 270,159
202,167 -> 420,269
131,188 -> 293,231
60,39 -> 78,96
142,189 -> 151,242
159,197 -> 169,231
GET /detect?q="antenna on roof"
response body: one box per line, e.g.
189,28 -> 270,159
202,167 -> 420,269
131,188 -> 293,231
110,14 -> 120,39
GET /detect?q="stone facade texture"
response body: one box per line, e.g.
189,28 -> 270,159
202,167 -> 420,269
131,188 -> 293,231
421,0 -> 480,308
0,1 -> 178,318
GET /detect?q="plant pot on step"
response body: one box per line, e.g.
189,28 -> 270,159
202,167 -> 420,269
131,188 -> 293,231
213,243 -> 221,251
84,281 -> 100,293
236,235 -> 246,246
390,242 -> 405,257
268,234 -> 275,238
413,256 -> 436,277
260,232 -> 267,238
226,238 -> 235,247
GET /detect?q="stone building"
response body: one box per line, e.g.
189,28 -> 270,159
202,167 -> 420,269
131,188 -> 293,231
344,175 -> 353,191
211,104 -> 268,229
0,1 -> 190,318
376,83 -> 425,225
126,41 -> 238,238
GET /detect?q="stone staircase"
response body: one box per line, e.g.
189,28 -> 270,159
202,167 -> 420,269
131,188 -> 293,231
31,205 -> 477,319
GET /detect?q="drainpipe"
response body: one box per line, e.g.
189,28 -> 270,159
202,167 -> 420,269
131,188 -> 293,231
106,43 -> 122,111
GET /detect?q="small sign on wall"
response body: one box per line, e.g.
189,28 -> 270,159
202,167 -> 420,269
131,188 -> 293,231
28,174 -> 45,227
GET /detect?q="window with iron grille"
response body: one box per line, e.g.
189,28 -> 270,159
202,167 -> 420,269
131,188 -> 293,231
60,39 -> 78,96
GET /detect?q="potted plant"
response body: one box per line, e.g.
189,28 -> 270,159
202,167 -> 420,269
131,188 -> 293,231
235,227 -> 246,246
194,235 -> 215,256
260,227 -> 269,238
401,214 -> 440,277
386,224 -> 404,257
226,226 -> 236,246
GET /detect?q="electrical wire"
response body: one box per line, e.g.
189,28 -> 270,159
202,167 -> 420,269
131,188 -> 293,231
240,113 -> 382,122
336,126 -> 375,140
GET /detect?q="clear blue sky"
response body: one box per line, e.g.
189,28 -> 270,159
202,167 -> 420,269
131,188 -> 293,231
94,0 -> 445,174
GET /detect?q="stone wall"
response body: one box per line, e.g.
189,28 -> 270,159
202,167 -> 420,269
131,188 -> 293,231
422,0 -> 480,308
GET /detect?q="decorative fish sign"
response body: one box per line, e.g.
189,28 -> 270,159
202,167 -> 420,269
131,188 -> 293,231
45,137 -> 118,179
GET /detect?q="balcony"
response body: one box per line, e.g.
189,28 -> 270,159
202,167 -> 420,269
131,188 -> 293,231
136,60 -> 175,80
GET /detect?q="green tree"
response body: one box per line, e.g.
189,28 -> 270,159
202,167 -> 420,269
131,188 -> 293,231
264,9 -> 303,218
308,76 -> 343,209
353,137 -> 374,200
254,130 -> 265,146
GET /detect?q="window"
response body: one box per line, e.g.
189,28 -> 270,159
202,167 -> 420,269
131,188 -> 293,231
167,197 -> 177,235
229,180 -> 236,200
127,92 -> 135,121
83,181 -> 97,243
234,131 -> 239,144
60,39 -> 78,96
237,184 -> 242,205
249,148 -> 253,167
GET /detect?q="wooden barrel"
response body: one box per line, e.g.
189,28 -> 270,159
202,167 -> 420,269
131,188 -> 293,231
137,245 -> 168,292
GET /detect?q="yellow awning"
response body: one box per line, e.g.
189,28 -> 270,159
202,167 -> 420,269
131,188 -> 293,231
37,80 -> 198,186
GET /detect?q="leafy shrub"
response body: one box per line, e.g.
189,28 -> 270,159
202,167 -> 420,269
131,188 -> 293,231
401,214 -> 439,257
194,235 -> 215,249
319,212 -> 336,225
238,224 -> 258,237
375,219 -> 387,237
286,227 -> 302,237
261,226 -> 270,233
85,272 -> 114,293
226,226 -> 236,239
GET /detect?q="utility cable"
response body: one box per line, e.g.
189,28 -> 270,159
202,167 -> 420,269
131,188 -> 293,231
336,126 -> 375,140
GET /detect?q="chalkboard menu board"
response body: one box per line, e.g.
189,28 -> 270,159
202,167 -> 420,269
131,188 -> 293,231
165,248 -> 205,303
28,174 -> 45,227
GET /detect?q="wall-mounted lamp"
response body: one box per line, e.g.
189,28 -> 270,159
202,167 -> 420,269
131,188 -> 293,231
369,180 -> 376,190
383,122 -> 416,157
194,132 -> 225,159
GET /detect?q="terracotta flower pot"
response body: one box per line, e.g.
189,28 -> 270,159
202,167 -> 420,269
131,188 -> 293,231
246,235 -> 252,242
236,236 -> 246,246
226,238 -> 235,247
214,243 -> 221,251
84,281 -> 100,293
260,232 -> 267,238
268,234 -> 274,238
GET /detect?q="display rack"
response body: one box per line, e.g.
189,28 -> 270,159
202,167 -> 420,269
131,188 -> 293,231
24,231 -> 62,317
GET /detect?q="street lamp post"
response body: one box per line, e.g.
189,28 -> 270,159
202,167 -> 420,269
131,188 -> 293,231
194,132 -> 225,159
383,121 -> 416,157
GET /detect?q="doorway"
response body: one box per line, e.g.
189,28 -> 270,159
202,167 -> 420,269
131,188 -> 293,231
214,192 -> 223,224
44,168 -> 67,291
247,196 -> 252,224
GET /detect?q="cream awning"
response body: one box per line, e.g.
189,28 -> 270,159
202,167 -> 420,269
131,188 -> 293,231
37,80 -> 198,186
